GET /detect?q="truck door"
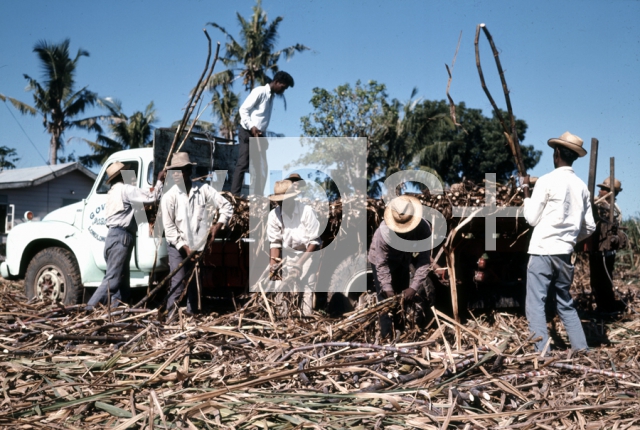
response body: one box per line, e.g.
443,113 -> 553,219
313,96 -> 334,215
83,159 -> 141,272
134,160 -> 169,273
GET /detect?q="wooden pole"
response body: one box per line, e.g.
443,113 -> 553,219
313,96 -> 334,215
587,138 -> 599,209
609,157 -> 615,224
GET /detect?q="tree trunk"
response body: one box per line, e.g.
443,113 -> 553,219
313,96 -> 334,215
50,133 -> 58,165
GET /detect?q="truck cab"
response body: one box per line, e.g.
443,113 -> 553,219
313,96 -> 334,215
0,148 -> 164,304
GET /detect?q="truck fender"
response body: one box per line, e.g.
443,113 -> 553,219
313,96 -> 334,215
6,220 -> 103,283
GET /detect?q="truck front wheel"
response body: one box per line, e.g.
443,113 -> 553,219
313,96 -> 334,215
25,247 -> 82,305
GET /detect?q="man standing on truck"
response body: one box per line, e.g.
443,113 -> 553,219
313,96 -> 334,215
231,71 -> 295,197
162,152 -> 234,315
368,195 -> 434,339
590,177 -> 627,312
86,162 -> 165,310
522,131 -> 596,352
267,178 -> 321,317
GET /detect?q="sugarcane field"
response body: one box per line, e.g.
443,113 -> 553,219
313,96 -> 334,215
2,2 -> 640,429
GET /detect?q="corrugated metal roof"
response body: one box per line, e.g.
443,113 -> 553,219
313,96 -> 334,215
0,162 -> 97,189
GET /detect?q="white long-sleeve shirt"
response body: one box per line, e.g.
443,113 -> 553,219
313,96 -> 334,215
106,181 -> 163,231
267,200 -> 322,252
161,181 -> 233,251
523,166 -> 596,255
239,84 -> 274,133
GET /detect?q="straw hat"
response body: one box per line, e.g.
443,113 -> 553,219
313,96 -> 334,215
384,195 -> 423,234
597,177 -> 622,193
166,152 -> 196,170
287,173 -> 304,182
547,131 -> 587,157
268,179 -> 301,201
106,161 -> 126,184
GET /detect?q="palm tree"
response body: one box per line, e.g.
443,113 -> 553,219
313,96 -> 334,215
0,146 -> 20,171
79,99 -> 158,168
0,39 -> 102,165
207,0 -> 310,91
211,83 -> 240,141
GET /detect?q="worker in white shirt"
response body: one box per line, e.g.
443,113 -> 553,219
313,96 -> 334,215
522,131 -> 596,352
230,71 -> 294,196
161,152 -> 234,314
87,162 -> 165,310
267,179 -> 322,316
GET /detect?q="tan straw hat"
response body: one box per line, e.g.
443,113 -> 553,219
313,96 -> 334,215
597,177 -> 622,192
106,161 -> 126,184
166,152 -> 196,170
268,179 -> 301,201
547,131 -> 587,157
384,195 -> 423,234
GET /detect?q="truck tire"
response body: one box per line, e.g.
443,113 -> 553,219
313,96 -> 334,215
327,254 -> 370,316
24,247 -> 83,305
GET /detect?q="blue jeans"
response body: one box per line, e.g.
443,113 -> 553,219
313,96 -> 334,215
87,227 -> 133,308
526,254 -> 588,352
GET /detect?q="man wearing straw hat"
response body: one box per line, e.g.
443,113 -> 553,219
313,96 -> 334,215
522,131 -> 596,352
368,195 -> 433,339
86,162 -> 165,310
590,177 -> 627,312
266,178 -> 322,316
231,71 -> 294,197
161,152 -> 234,314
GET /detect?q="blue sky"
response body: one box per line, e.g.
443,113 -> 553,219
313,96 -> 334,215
1,0 -> 639,216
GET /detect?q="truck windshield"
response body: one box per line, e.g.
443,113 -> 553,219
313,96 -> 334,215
96,161 -> 140,194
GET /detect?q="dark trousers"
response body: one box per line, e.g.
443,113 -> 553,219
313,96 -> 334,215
87,227 -> 133,308
230,127 -> 267,196
371,263 -> 412,338
589,251 -> 618,311
166,244 -> 199,313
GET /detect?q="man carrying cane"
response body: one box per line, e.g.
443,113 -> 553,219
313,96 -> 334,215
368,195 -> 434,339
86,162 -> 165,310
266,179 -> 322,317
161,152 -> 233,315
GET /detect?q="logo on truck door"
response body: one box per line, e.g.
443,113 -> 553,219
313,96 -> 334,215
88,203 -> 107,242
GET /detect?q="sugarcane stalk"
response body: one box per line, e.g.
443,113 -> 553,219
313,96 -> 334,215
475,24 -> 526,177
163,30 -> 213,170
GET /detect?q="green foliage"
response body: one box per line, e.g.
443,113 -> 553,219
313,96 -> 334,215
298,81 -> 452,195
208,0 -> 310,91
0,146 -> 20,170
0,39 -> 102,165
298,82 -> 541,196
79,99 -> 157,168
420,102 -> 541,184
211,83 -> 240,140
206,0 -> 309,137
